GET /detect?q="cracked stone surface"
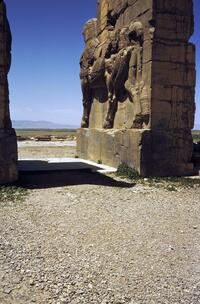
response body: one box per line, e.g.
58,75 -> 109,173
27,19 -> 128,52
78,0 -> 196,177
0,0 -> 17,184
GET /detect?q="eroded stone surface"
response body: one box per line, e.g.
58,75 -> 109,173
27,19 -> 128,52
0,0 -> 18,184
80,0 -> 153,129
78,0 -> 196,176
77,128 -> 194,177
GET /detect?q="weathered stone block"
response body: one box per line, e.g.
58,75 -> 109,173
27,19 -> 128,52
0,129 -> 18,184
152,62 -> 195,87
77,128 -> 194,177
0,1 -> 18,184
154,14 -> 193,41
78,0 -> 196,177
155,0 -> 193,17
152,42 -> 195,64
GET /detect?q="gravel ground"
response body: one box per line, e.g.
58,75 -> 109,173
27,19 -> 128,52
0,171 -> 200,304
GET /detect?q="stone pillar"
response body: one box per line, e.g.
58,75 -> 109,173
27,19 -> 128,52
77,0 -> 196,177
148,0 -> 196,176
0,0 -> 18,184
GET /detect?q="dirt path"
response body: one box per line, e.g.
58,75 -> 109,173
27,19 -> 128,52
1,171 -> 200,304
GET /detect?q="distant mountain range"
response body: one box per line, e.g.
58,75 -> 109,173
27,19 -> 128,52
12,120 -> 79,129
11,120 -> 200,130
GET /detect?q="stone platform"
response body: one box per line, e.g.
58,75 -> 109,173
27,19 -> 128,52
77,128 -> 194,177
18,158 -> 116,174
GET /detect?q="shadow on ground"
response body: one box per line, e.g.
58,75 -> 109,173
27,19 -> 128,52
18,160 -> 102,172
17,170 -> 134,189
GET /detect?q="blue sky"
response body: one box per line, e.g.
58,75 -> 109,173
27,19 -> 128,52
6,0 -> 96,125
5,0 -> 200,127
191,0 -> 200,127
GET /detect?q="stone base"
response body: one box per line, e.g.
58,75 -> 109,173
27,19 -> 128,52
77,128 -> 194,177
0,128 -> 18,184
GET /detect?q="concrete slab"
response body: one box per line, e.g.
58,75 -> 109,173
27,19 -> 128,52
18,158 -> 117,174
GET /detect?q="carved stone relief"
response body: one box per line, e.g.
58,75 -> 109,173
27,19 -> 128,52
80,15 -> 151,129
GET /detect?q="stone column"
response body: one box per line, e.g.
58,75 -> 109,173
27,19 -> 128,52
148,0 -> 196,176
77,0 -> 196,177
0,0 -> 18,184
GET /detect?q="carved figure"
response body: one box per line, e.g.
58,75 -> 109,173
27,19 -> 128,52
80,19 -> 99,128
103,27 -> 131,129
80,17 -> 150,130
124,21 -> 149,128
103,21 -> 150,129
80,21 -> 118,128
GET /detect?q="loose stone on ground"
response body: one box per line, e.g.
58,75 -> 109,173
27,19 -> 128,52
0,176 -> 200,304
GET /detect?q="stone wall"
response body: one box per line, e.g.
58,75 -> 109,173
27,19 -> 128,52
0,0 -> 18,184
77,128 -> 193,176
77,0 -> 196,177
151,1 -> 195,131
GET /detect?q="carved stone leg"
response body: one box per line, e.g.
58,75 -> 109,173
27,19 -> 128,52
81,99 -> 92,128
124,80 -> 136,102
140,85 -> 150,128
103,96 -> 117,129
132,89 -> 143,128
103,71 -> 115,129
125,80 -> 143,129
81,79 -> 92,128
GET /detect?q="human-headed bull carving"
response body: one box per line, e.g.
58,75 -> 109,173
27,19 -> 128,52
80,19 -> 150,129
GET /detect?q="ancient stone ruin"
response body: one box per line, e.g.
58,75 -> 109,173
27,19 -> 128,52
0,0 -> 196,184
0,0 -> 18,184
77,0 -> 196,176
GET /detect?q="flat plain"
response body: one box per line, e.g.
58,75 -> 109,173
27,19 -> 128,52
16,129 -> 77,138
16,129 -> 200,141
17,129 -> 77,159
192,130 -> 200,142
